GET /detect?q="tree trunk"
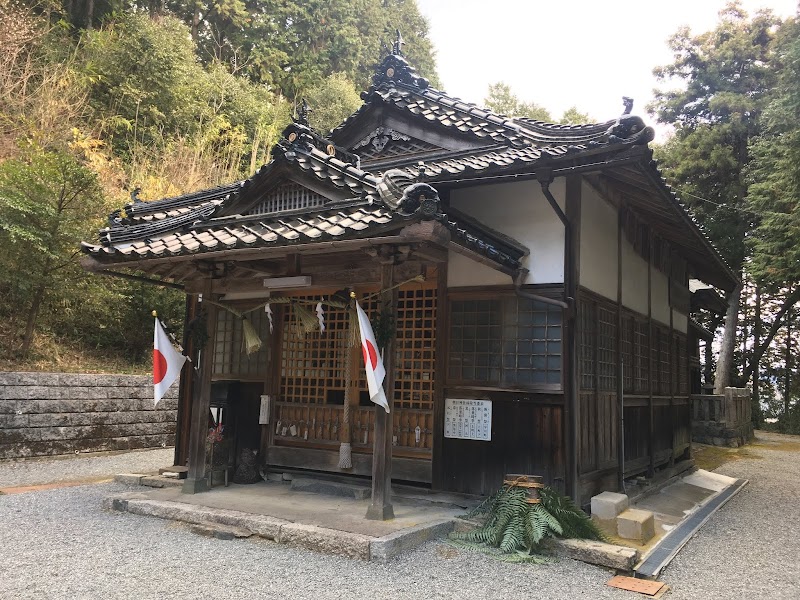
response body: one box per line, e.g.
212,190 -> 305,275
714,281 -> 742,394
785,309 -> 792,419
752,285 -> 762,427
741,286 -> 800,382
192,5 -> 201,41
86,0 -> 95,30
20,284 -> 46,358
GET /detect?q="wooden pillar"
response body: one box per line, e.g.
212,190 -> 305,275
183,280 -> 217,494
669,302 -> 675,467
431,263 -> 448,490
366,258 -> 396,520
616,211 -> 624,490
565,175 -> 581,502
174,293 -> 197,467
647,237 -> 655,478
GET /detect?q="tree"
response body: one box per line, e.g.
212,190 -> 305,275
484,82 -> 552,121
303,72 -> 362,134
650,2 -> 781,392
559,106 -> 593,125
163,0 -> 439,100
0,150 -> 108,356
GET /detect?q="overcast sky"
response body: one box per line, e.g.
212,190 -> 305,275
415,1 -> 798,132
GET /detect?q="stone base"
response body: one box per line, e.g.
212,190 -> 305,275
365,502 -> 395,521
182,477 -> 209,494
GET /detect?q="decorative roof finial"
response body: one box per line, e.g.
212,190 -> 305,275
392,29 -> 404,56
622,96 -> 633,115
295,98 -> 311,127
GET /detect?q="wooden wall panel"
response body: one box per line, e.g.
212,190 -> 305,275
439,394 -> 565,496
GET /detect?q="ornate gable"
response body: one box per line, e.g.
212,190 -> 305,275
244,181 -> 326,216
352,127 -> 443,162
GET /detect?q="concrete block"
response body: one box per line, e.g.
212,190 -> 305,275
591,491 -> 629,520
370,520 -> 454,561
279,522 -> 372,560
617,508 -> 656,543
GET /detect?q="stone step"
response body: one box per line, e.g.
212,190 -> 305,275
591,491 -> 630,520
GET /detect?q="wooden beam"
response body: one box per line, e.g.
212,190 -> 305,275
183,280 -> 218,493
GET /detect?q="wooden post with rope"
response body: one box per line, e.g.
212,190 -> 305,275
503,474 -> 544,504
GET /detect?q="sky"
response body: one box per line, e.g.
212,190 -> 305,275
414,0 -> 798,133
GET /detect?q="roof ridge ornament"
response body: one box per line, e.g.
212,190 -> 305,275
594,97 -> 655,146
363,29 -> 429,98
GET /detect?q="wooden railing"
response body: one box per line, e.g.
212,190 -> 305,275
274,402 -> 432,456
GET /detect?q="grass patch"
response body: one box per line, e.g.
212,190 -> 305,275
692,443 -> 759,471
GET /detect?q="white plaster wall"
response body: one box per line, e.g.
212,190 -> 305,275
620,236 -> 649,315
580,182 -> 618,301
672,310 -> 688,333
447,179 -> 565,287
651,268 -> 671,326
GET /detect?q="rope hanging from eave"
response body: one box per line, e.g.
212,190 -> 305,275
192,274 -> 425,355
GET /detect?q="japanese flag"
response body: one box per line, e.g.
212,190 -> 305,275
153,318 -> 187,407
355,300 -> 390,413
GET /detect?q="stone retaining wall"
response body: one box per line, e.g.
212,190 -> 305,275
691,387 -> 753,447
0,372 -> 177,460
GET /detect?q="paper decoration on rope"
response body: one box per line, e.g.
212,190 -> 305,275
315,302 -> 325,332
265,303 -> 273,333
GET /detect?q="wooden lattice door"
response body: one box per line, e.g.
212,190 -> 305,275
272,282 -> 437,462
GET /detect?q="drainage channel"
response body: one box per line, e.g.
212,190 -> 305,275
634,478 -> 749,579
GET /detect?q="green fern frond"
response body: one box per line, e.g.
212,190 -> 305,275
539,487 -> 608,542
532,504 -> 563,537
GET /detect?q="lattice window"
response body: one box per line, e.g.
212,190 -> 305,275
597,306 -> 617,392
657,326 -> 671,395
279,299 -> 350,404
245,182 -> 326,216
579,302 -> 596,391
213,307 -> 269,377
677,333 -> 688,395
633,320 -> 649,394
449,296 -> 562,388
393,286 -> 437,410
621,315 -> 634,393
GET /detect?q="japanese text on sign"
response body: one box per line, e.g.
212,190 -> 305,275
444,398 -> 491,441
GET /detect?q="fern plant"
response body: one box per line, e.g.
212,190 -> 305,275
450,483 -> 606,561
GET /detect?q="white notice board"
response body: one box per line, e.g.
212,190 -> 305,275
444,398 -> 491,441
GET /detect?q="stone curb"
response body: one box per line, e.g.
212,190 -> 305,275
102,494 -> 454,561
369,519 -> 454,562
546,538 -> 640,571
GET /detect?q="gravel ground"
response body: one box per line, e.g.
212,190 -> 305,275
0,448 -> 173,488
661,431 -> 800,599
1,432 -> 798,599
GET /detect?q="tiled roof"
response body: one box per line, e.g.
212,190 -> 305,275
83,137 -> 528,273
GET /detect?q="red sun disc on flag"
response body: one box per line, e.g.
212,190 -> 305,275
362,339 -> 378,370
153,349 -> 168,384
